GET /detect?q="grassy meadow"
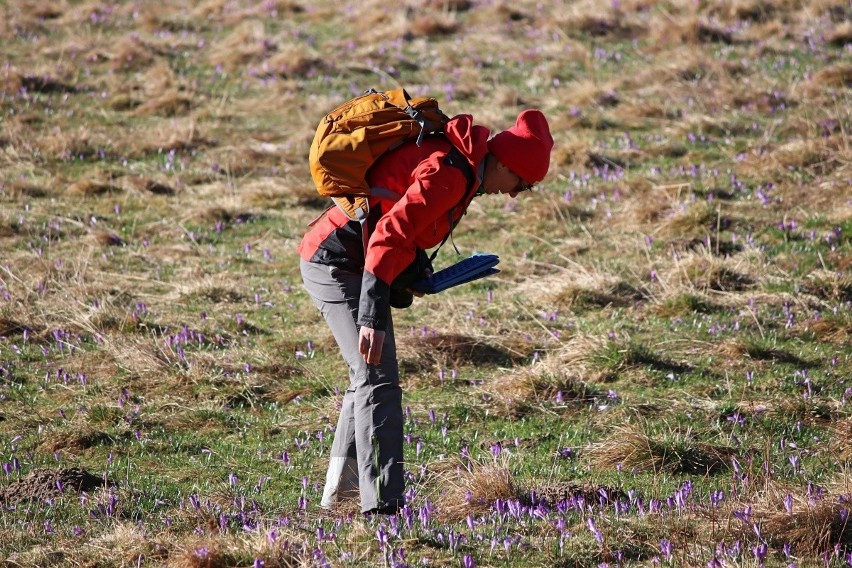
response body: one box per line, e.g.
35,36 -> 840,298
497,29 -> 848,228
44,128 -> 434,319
1,0 -> 851,565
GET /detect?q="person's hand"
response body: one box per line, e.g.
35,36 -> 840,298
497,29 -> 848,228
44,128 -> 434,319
407,268 -> 433,298
358,326 -> 386,365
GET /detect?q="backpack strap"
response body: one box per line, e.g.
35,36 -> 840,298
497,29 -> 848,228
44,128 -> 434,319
443,145 -> 476,189
358,144 -> 478,262
394,88 -> 441,146
429,146 -> 478,262
368,186 -> 402,202
404,104 -> 438,146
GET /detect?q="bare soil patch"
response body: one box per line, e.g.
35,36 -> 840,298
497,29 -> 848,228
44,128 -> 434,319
1,467 -> 108,504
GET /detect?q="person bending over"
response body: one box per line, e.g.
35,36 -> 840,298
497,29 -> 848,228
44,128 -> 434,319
299,109 -> 554,514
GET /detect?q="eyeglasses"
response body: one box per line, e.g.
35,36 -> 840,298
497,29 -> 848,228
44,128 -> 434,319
514,173 -> 534,193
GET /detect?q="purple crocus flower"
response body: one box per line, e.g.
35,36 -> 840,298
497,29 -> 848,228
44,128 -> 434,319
587,518 -> 603,545
660,539 -> 673,560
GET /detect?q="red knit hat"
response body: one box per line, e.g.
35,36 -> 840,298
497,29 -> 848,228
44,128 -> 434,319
487,109 -> 554,183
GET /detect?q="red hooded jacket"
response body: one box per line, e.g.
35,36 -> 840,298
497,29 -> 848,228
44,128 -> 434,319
299,114 -> 490,331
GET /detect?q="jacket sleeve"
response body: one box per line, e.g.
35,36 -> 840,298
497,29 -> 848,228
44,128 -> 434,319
357,158 -> 468,331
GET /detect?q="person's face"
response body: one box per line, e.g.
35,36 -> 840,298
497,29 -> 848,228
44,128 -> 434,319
480,156 -> 533,198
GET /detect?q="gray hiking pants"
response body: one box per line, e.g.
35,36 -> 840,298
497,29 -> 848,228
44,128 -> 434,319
300,259 -> 405,513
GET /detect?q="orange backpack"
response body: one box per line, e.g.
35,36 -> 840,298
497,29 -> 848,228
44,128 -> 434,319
309,88 -> 452,221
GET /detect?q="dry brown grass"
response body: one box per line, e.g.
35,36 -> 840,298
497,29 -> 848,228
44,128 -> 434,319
761,497 -> 852,556
554,279 -> 645,312
712,337 -> 814,372
670,475 -> 852,560
154,526 -> 315,568
780,184 -> 852,225
407,13 -> 462,38
550,137 -> 593,168
627,49 -> 725,89
261,47 -> 322,79
14,0 -> 68,21
812,61 -> 852,89
397,331 -> 530,376
826,21 -> 852,46
0,179 -> 51,199
653,199 -> 715,239
186,0 -> 232,21
558,79 -> 623,109
514,259 -> 643,311
538,333 -> 609,375
189,206 -> 259,226
107,61 -> 197,118
804,315 -> 851,345
36,128 -> 108,163
124,175 -> 176,196
67,178 -> 123,196
586,424 -> 737,475
109,36 -> 156,72
187,0 -> 304,27
0,66 -> 27,95
0,1 -> 66,37
84,523 -> 167,566
771,135 -> 848,173
649,17 -> 736,49
140,60 -> 180,97
706,0 -> 778,22
659,248 -> 757,293
203,144 -> 286,177
100,333 -> 177,376
611,184 -> 712,236
7,521 -> 163,567
0,316 -> 33,337
532,479 -> 626,507
37,425 -> 119,456
800,268 -> 852,303
115,119 -> 214,160
432,456 -> 520,522
207,21 -> 270,71
170,354 -> 311,410
483,366 -> 599,417
178,278 -> 246,305
798,62 -> 852,100
721,479 -> 852,557
133,90 -> 194,117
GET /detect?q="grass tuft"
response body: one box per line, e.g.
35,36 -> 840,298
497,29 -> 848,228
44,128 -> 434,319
485,369 -> 599,417
433,456 -> 520,522
751,484 -> 852,556
399,332 -> 529,374
168,531 -> 314,568
67,179 -> 123,196
586,425 -> 737,475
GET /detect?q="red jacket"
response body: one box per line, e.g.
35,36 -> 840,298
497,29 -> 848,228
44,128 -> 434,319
299,114 -> 490,331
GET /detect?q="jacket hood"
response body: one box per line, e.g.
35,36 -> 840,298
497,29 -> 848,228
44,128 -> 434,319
444,114 -> 490,173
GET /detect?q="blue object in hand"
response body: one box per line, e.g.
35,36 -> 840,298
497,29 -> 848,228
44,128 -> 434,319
411,253 -> 500,294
